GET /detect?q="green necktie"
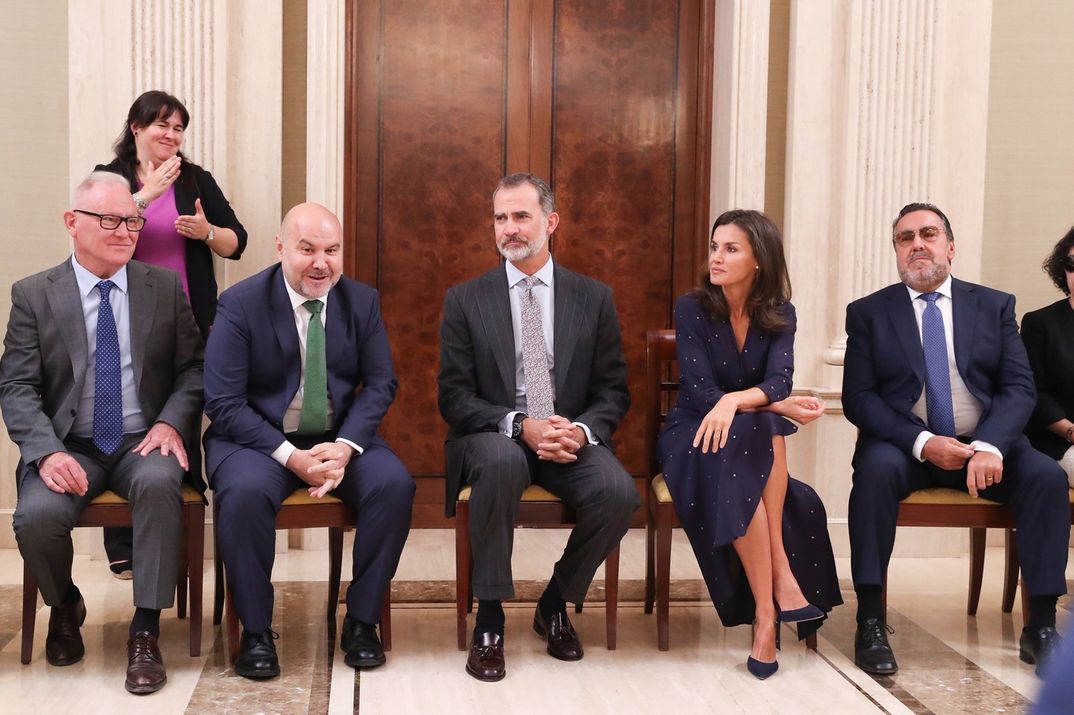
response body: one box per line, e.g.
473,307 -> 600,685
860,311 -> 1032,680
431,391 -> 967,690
297,299 -> 328,434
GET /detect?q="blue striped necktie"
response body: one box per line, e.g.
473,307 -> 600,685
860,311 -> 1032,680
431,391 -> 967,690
919,292 -> 956,437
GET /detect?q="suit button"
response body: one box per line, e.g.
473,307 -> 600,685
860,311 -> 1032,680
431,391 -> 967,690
70,409 -> 76,416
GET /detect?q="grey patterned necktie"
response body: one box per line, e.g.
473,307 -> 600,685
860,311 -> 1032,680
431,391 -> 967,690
520,276 -> 554,419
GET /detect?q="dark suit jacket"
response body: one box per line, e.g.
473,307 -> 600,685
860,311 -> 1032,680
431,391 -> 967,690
0,258 -> 205,487
1021,298 -> 1074,460
842,278 -> 1036,456
202,264 -> 397,479
96,158 -> 248,341
437,262 -> 630,515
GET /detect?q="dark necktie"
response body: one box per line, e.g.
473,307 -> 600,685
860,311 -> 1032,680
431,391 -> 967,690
520,276 -> 554,419
297,299 -> 328,434
93,280 -> 124,453
919,292 -> 956,437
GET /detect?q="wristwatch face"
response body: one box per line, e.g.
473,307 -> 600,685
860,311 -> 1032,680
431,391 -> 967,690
511,414 -> 525,439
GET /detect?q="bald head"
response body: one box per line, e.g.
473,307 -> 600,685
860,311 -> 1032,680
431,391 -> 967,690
275,202 -> 344,298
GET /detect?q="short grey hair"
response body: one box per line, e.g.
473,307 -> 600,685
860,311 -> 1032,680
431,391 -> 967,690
493,173 -> 555,216
72,170 -> 131,205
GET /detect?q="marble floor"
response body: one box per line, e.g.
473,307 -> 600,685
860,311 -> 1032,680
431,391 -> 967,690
0,529 -> 1066,714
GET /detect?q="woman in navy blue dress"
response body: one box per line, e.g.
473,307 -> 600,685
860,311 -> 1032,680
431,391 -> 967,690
657,210 -> 841,679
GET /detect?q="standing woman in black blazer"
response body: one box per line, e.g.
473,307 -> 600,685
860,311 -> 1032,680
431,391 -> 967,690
1022,226 -> 1074,485
94,90 -> 247,577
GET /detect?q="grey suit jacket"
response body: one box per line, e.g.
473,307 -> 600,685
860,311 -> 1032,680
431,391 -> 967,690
0,258 -> 205,488
437,261 -> 630,515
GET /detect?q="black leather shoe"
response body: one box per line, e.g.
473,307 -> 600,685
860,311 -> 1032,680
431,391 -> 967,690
466,630 -> 506,682
235,629 -> 280,679
340,615 -> 386,669
533,607 -> 584,661
125,631 -> 167,694
46,595 -> 87,666
854,617 -> 898,675
1020,625 -> 1061,676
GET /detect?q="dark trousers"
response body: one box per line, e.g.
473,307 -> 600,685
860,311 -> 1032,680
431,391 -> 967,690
461,433 -> 639,603
848,435 -> 1070,598
212,439 -> 414,633
13,433 -> 183,609
103,527 -> 134,566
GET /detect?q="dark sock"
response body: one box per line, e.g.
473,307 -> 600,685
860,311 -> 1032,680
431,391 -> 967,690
62,582 -> 82,606
538,577 -> 566,619
1027,596 -> 1058,630
855,585 -> 884,625
129,607 -> 161,638
475,600 -> 505,636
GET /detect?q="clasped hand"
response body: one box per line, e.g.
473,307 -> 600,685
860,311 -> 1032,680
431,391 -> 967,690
287,442 -> 355,497
522,414 -> 585,463
921,436 -> 1003,497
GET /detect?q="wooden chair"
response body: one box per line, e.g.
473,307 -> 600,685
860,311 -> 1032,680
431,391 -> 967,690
213,490 -> 392,664
21,484 -> 206,664
455,484 -> 620,651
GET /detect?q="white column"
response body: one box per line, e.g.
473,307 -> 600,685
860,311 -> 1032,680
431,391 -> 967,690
305,0 -> 345,217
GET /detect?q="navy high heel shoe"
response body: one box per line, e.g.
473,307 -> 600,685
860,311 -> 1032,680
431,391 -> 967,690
747,655 -> 779,680
778,604 -> 825,624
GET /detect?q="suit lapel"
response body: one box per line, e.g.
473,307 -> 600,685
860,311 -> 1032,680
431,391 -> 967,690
127,262 -> 156,391
44,261 -> 89,385
476,267 -> 516,399
951,278 -> 977,382
884,285 -> 925,382
552,265 -> 585,399
270,269 -> 303,401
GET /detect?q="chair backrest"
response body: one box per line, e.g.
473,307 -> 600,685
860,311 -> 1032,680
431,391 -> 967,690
644,329 -> 678,477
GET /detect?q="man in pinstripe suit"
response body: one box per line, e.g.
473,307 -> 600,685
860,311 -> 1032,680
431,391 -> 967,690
438,173 -> 639,682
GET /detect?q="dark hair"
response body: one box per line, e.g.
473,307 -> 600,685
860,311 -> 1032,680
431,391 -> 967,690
493,172 -> 555,216
111,90 -> 193,186
1042,226 -> 1074,295
892,202 -> 954,243
694,209 -> 791,331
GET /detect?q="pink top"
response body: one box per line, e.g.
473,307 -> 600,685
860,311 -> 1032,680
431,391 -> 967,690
133,183 -> 190,300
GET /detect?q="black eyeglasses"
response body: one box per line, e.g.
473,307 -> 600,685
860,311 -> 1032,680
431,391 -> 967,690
73,209 -> 145,232
1063,255 -> 1074,273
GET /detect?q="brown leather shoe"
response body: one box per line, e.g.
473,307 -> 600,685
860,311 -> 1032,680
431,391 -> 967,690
465,631 -> 506,682
45,595 -> 86,666
533,607 -> 584,661
125,631 -> 167,695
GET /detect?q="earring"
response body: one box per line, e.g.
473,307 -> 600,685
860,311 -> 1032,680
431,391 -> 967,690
754,265 -> 760,271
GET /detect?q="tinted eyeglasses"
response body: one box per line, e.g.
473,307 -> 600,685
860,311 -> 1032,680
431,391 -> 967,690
894,225 -> 945,246
73,209 -> 145,232
1063,255 -> 1074,273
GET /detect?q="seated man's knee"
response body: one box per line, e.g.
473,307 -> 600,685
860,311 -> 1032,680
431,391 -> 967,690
127,460 -> 183,504
13,498 -> 73,546
463,434 -> 529,487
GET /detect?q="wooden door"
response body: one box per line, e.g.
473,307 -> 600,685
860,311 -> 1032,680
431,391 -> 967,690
345,0 -> 713,523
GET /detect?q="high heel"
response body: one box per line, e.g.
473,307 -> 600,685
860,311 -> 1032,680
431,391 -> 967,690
778,604 -> 825,624
747,655 -> 779,680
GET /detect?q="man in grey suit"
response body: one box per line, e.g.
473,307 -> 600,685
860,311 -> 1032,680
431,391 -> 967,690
439,172 -> 639,682
0,171 -> 203,695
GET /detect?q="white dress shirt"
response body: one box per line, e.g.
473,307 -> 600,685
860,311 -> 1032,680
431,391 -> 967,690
906,275 -> 1001,461
499,257 -> 596,445
270,280 -> 362,466
70,255 -> 147,438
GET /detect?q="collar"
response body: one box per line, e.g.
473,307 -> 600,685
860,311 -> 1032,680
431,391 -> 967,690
505,255 -> 554,289
905,274 -> 953,302
282,274 -> 330,314
71,254 -> 128,297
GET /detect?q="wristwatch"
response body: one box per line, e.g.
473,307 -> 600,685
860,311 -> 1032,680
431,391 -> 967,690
205,225 -> 215,242
132,192 -> 147,212
510,413 -> 527,441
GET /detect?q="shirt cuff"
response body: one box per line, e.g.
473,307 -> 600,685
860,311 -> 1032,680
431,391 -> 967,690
912,430 -> 934,462
500,411 -> 522,438
572,421 -> 598,446
271,440 -> 297,466
970,440 -> 1002,460
336,437 -> 363,455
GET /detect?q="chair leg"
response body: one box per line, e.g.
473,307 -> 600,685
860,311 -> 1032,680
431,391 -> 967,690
656,502 -> 673,651
225,584 -> 240,665
380,584 -> 392,652
177,530 -> 188,620
455,500 -> 471,651
967,527 -> 985,616
605,545 -> 619,650
188,502 -> 205,657
327,527 -> 344,623
22,560 -> 38,665
806,632 -> 817,651
213,504 -> 224,626
644,500 -> 656,614
1002,528 -> 1019,613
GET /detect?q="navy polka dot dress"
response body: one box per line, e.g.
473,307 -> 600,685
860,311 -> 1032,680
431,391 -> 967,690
657,294 -> 842,632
